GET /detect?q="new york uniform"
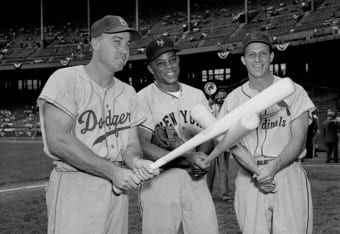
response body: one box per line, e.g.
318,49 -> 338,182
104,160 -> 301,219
138,82 -> 219,234
38,65 -> 146,234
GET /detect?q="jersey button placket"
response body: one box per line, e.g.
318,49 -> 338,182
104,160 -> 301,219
105,102 -> 112,138
102,91 -> 110,156
107,103 -> 112,133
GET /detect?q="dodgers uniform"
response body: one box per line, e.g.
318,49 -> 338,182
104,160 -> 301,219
38,65 -> 146,234
138,82 -> 219,234
219,76 -> 314,234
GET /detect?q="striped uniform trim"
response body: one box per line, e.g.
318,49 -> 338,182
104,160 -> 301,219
298,164 -> 312,234
39,95 -> 75,119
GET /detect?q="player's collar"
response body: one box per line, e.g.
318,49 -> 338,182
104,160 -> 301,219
242,75 -> 280,98
153,81 -> 182,99
80,65 -> 125,96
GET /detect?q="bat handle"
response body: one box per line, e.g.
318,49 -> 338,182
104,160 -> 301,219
150,157 -> 167,170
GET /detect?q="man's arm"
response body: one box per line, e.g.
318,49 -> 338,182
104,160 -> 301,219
122,127 -> 144,167
138,126 -> 211,170
43,102 -> 141,191
197,139 -> 214,155
257,111 -> 309,183
138,127 -> 169,161
185,140 -> 213,170
230,143 -> 261,176
123,127 -> 159,180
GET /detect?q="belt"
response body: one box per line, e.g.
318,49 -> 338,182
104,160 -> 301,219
256,159 -> 273,165
113,161 -> 128,168
256,158 -> 302,165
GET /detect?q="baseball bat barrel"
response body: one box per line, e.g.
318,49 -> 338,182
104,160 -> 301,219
150,78 -> 295,170
191,104 -> 217,128
191,104 -> 224,141
192,106 -> 261,175
203,113 -> 259,164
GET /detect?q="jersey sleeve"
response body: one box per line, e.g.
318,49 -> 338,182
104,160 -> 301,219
128,87 -> 147,127
137,90 -> 154,133
290,84 -> 315,123
38,69 -> 77,118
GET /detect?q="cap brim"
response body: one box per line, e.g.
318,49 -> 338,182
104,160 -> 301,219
148,47 -> 180,61
104,26 -> 142,41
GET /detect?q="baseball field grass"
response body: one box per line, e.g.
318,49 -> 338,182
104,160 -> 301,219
0,141 -> 339,234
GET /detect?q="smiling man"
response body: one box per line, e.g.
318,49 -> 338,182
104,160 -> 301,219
37,15 -> 159,234
137,36 -> 219,234
219,31 -> 315,234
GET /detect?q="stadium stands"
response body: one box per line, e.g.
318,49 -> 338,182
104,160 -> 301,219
0,106 -> 41,139
0,0 -> 339,140
0,0 -> 339,67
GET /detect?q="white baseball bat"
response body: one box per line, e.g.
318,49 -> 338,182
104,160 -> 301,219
191,104 -> 259,159
190,104 -> 224,141
191,104 -> 261,175
203,113 -> 259,164
150,78 -> 295,170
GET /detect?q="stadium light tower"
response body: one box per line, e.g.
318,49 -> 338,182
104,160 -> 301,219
187,0 -> 191,32
244,0 -> 248,24
87,0 -> 91,43
40,0 -> 44,48
135,0 -> 139,31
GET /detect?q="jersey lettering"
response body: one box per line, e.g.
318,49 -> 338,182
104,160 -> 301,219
157,110 -> 202,128
78,109 -> 131,145
261,116 -> 286,129
162,115 -> 171,126
93,126 -> 131,146
179,110 -> 188,123
156,39 -> 165,47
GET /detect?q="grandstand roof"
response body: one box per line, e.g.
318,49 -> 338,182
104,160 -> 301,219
0,0 -> 139,29
0,0 -> 228,29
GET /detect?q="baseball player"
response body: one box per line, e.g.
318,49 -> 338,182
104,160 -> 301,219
137,36 -> 219,234
322,110 -> 339,163
219,31 -> 314,234
37,15 -> 159,234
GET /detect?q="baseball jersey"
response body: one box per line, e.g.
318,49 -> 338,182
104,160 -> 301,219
219,76 -> 315,158
38,65 -> 146,162
138,82 -> 210,142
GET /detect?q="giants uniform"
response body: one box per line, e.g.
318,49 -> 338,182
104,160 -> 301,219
38,65 -> 146,234
219,76 -> 314,234
138,82 -> 219,234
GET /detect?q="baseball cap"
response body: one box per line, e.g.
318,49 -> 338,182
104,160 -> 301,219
146,37 -> 180,61
91,15 -> 141,41
242,31 -> 272,53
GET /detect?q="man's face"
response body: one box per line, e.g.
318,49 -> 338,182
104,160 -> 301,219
93,32 -> 131,72
148,51 -> 180,86
241,42 -> 273,79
